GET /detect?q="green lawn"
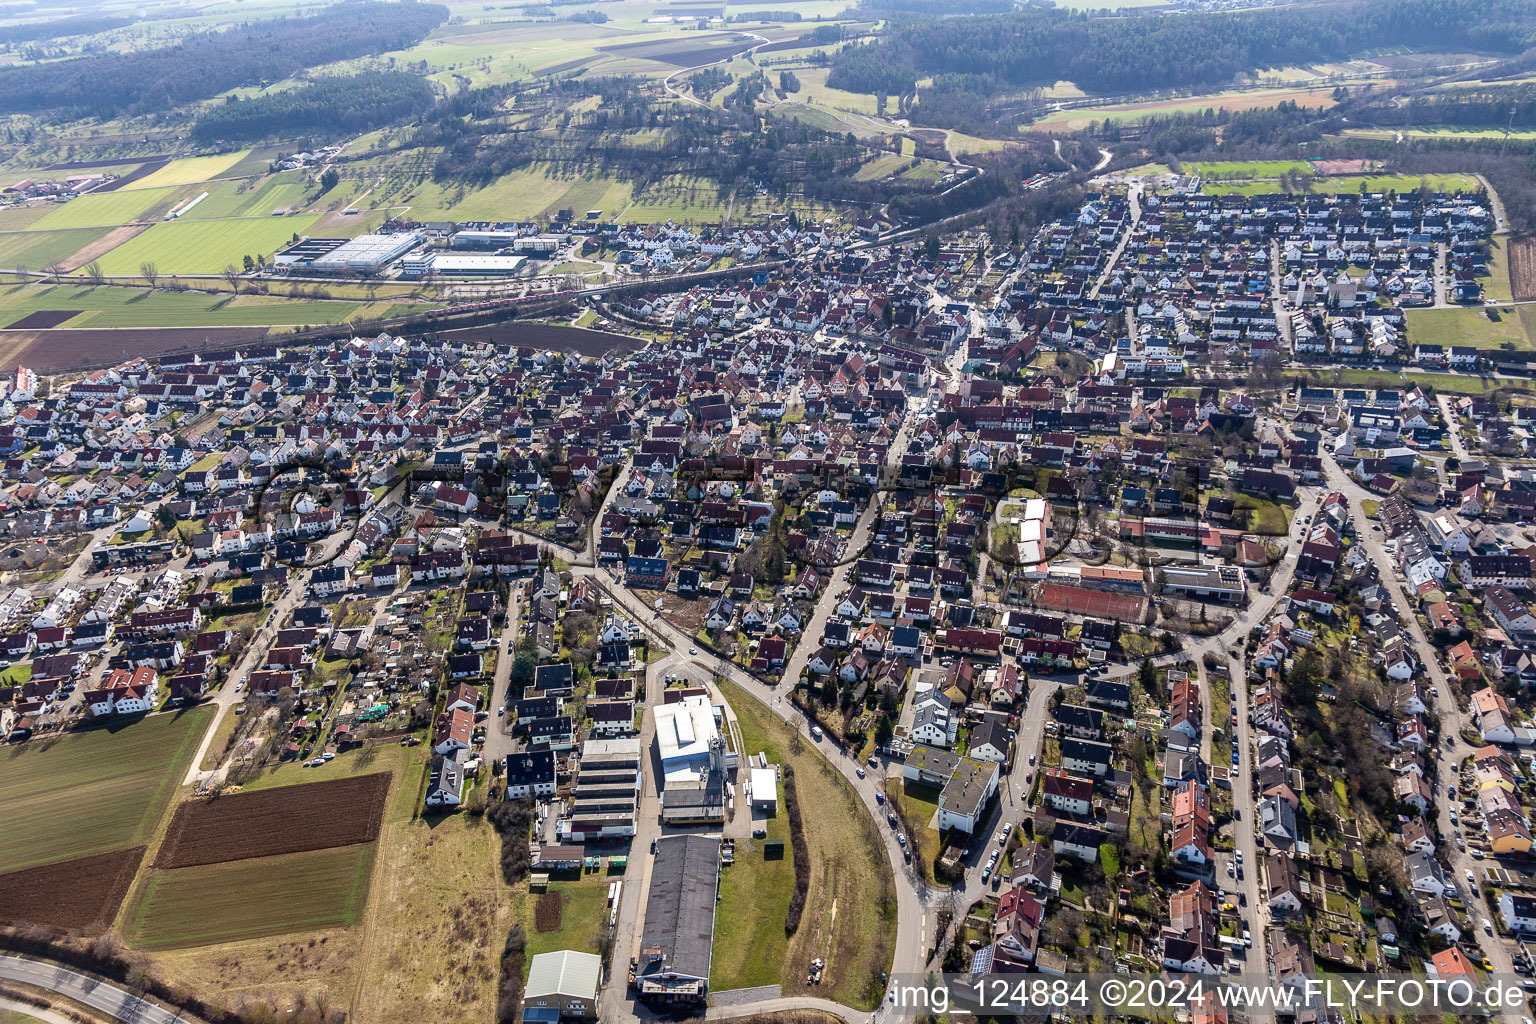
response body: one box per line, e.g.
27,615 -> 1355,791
174,172 -> 313,221
713,777 -> 794,993
1233,494 -> 1291,536
0,707 -> 212,871
95,214 -> 322,276
724,684 -> 896,1010
1406,306 -> 1531,351
517,870 -> 616,958
125,842 -> 376,950
1285,368 -> 1503,394
1482,236 -> 1514,304
885,777 -> 942,885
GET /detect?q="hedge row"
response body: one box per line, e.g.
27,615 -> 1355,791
488,797 -> 535,885
495,923 -> 528,1024
783,764 -> 811,935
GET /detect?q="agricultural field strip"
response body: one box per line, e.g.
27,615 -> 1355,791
155,771 -> 390,868
0,845 -> 145,932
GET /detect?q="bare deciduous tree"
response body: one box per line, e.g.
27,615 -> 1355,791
84,259 -> 105,285
140,261 -> 160,289
222,263 -> 243,293
43,261 -> 66,283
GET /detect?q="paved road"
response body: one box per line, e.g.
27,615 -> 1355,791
0,956 -> 190,1024
1317,452 -> 1521,1013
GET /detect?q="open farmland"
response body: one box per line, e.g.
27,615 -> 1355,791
0,707 -> 211,871
0,325 -> 270,372
94,214 -> 322,276
393,164 -> 632,223
438,321 -> 639,357
86,159 -> 171,192
1405,305 -> 1530,351
1027,84 -> 1349,133
129,150 -> 252,189
1510,237 -> 1536,301
156,772 -> 390,868
1184,159 -> 1315,178
4,308 -> 78,328
597,33 -> 757,67
0,283 -> 401,329
127,843 -> 378,950
0,845 -> 144,932
0,227 -> 111,271
30,186 -> 182,230
1202,173 -> 1481,197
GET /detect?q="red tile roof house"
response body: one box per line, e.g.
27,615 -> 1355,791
433,708 -> 474,754
84,666 -> 158,716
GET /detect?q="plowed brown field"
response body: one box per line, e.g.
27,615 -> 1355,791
156,772 -> 389,869
0,845 -> 144,931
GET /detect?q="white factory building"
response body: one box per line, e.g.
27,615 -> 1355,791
653,694 -> 727,786
307,232 -> 423,274
399,251 -> 527,278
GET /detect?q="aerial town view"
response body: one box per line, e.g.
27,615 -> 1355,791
3,0 -> 1536,1022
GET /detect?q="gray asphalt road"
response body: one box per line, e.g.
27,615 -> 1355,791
0,956 -> 189,1024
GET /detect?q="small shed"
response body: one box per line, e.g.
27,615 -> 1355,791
748,766 -> 778,810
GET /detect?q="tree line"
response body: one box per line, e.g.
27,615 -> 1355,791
0,13 -> 132,45
827,0 -> 1536,100
191,71 -> 436,144
0,1 -> 448,117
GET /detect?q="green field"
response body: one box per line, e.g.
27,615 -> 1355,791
516,871 -> 615,959
0,227 -> 110,271
1482,235 -> 1513,304
174,172 -> 313,221
125,842 -> 377,950
31,186 -> 183,230
620,175 -> 737,224
0,283 -> 404,328
1406,306 -> 1531,351
1343,126 -> 1536,142
1285,368 -> 1507,394
130,151 -> 252,189
1233,494 -> 1292,535
396,164 -> 633,223
712,773 -> 794,993
95,214 -> 322,276
0,707 -> 212,872
1204,173 -> 1482,197
724,684 -> 895,1010
1186,159 -> 1314,179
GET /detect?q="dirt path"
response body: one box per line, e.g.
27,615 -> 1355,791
59,222 -> 155,272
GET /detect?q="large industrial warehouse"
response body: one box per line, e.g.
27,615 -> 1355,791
274,232 -> 424,275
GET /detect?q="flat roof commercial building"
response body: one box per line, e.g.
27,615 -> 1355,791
400,251 -> 527,278
305,232 -> 423,275
1162,564 -> 1247,603
637,835 -> 719,1005
653,694 -> 721,785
